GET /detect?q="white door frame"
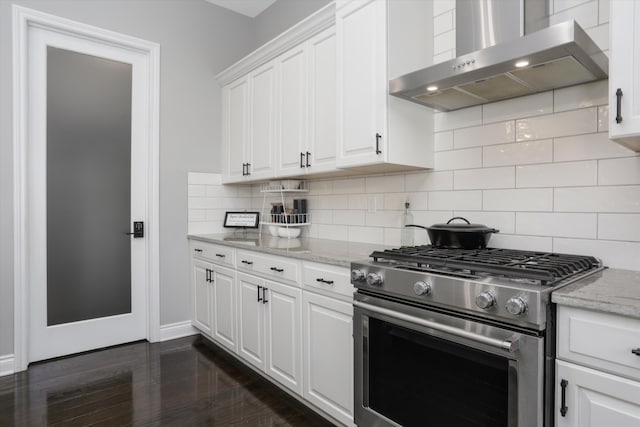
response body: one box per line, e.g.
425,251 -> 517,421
12,5 -> 160,372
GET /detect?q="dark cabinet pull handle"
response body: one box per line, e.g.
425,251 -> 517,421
246,163 -> 251,175
262,287 -> 268,304
632,348 -> 640,356
560,379 -> 568,417
206,268 -> 214,283
194,248 -> 203,253
375,133 -> 382,154
241,260 -> 253,265
616,88 -> 623,124
215,253 -> 225,258
300,152 -> 305,168
270,267 -> 284,272
306,151 -> 311,167
242,163 -> 246,176
316,278 -> 334,285
257,285 -> 262,302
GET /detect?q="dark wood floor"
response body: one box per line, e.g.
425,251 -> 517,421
0,336 -> 336,426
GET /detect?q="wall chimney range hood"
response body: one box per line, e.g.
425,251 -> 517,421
389,0 -> 608,112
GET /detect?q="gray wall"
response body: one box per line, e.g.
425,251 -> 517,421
0,0 -> 255,357
253,0 -> 332,47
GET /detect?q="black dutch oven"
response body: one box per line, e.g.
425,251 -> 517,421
407,217 -> 499,249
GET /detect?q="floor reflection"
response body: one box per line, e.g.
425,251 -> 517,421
0,336 -> 333,426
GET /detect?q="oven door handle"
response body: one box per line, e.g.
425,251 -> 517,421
354,300 -> 519,353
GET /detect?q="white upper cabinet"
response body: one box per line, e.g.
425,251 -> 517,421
222,76 -> 249,182
277,26 -> 337,177
609,0 -> 640,150
336,0 -> 433,172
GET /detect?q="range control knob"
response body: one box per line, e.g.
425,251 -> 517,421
351,269 -> 365,282
366,272 -> 384,287
413,280 -> 432,296
475,291 -> 496,310
506,297 -> 528,316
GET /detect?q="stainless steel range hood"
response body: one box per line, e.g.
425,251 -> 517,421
389,0 -> 608,112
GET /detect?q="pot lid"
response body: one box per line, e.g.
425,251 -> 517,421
429,217 -> 499,233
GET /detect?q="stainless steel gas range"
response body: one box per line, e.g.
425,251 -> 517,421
351,246 -> 604,427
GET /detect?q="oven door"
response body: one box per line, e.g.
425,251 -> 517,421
354,293 -> 544,427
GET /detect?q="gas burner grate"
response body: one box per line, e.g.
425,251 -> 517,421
370,246 -> 601,285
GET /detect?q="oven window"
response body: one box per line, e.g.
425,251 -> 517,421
368,318 -> 509,427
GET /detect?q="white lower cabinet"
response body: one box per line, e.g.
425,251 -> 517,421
210,264 -> 237,353
302,291 -> 354,426
192,259 -> 212,336
556,360 -> 640,427
237,271 -> 303,395
556,306 -> 640,426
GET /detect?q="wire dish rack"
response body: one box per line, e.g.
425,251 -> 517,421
259,180 -> 310,238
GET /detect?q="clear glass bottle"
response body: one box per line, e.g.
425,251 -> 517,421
401,202 -> 414,247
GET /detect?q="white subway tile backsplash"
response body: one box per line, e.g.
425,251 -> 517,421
435,148 -> 482,170
383,228 -> 402,246
454,167 -> 515,190
555,186 -> 640,212
411,210 -> 455,228
331,177 -> 365,194
516,161 -> 597,188
189,209 -> 206,222
433,50 -> 454,64
482,92 -> 553,124
554,0 -> 592,14
553,238 -> 640,270
311,209 -> 332,224
405,170 -> 453,191
554,132 -> 633,161
489,234 -> 553,252
585,23 -> 609,52
598,105 -> 609,132
188,172 -> 221,185
453,121 -> 515,149
553,80 -> 608,113
453,211 -> 516,234
598,157 -> 640,185
188,185 -> 205,197
434,30 -> 455,55
384,192 -> 428,210
333,210 -> 365,226
316,194 -> 350,210
599,0 -> 610,23
309,180 -> 333,195
433,0 -> 455,17
483,189 -> 553,211
434,131 -> 454,151
434,10 -> 453,35
516,108 -> 597,141
348,194 -> 375,210
366,174 -> 404,193
429,190 -> 482,210
434,107 -> 482,132
348,226 -> 384,244
516,212 -> 597,238
366,211 -> 401,227
550,0 -> 598,28
318,224 -> 349,241
483,140 -> 553,167
598,214 -> 640,241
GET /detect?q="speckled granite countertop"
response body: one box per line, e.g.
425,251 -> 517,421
552,268 -> 640,319
188,233 -> 386,268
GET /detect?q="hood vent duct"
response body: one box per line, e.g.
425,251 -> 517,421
389,0 -> 608,112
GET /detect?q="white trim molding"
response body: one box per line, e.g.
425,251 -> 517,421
159,321 -> 199,342
12,5 -> 161,371
215,2 -> 335,85
0,355 -> 16,377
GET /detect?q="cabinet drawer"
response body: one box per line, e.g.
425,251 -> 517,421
302,261 -> 353,298
191,241 -> 235,267
558,306 -> 640,381
236,249 -> 300,284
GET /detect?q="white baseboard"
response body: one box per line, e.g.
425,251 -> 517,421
159,321 -> 199,342
0,354 -> 15,377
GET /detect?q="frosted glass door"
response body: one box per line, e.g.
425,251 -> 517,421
46,47 -> 133,326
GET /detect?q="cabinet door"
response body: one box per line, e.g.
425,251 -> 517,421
223,77 -> 249,182
211,265 -> 237,353
609,0 -> 640,149
248,61 -> 276,179
277,45 -> 308,177
192,259 -> 212,336
336,0 -> 388,168
307,26 -> 337,173
556,360 -> 640,427
237,272 -> 266,370
303,291 -> 354,426
264,280 -> 303,395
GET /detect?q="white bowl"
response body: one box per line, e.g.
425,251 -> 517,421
277,227 -> 301,238
268,225 -> 280,237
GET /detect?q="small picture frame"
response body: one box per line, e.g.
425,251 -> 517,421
224,211 -> 260,229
